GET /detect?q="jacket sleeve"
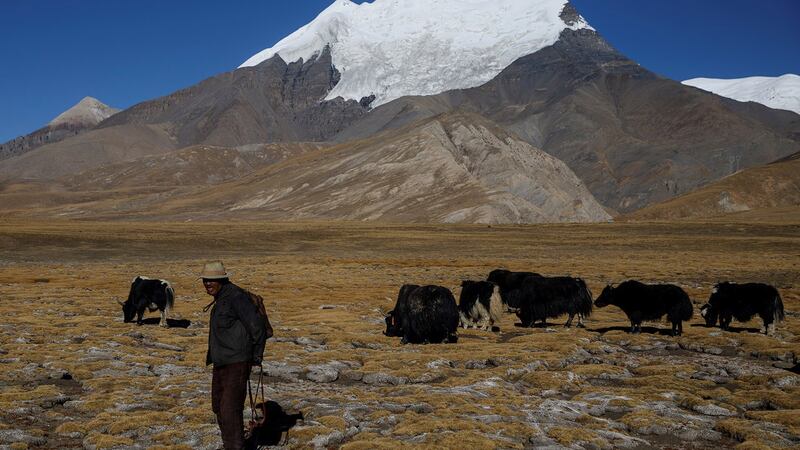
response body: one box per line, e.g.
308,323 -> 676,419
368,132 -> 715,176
231,290 -> 267,364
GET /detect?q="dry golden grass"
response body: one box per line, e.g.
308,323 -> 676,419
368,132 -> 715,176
0,219 -> 798,448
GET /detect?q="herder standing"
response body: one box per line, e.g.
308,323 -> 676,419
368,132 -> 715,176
201,261 -> 268,450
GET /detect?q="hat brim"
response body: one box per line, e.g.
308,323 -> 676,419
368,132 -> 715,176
198,273 -> 230,280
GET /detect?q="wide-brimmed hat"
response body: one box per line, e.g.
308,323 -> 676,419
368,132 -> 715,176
199,261 -> 231,280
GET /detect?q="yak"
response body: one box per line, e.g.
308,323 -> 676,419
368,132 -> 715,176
701,282 -> 784,335
457,280 -> 504,331
486,269 -> 542,311
384,284 -> 459,344
515,275 -> 593,328
594,280 -> 692,336
119,276 -> 175,327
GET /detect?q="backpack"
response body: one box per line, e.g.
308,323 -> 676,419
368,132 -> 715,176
246,290 -> 274,340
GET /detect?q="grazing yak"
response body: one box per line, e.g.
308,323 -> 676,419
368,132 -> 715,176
515,276 -> 593,328
486,269 -> 542,311
594,280 -> 692,336
118,276 -> 175,327
701,282 -> 784,335
384,284 -> 459,344
458,280 -> 503,331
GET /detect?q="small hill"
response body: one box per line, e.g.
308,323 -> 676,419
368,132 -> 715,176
0,97 -> 119,161
624,152 -> 800,221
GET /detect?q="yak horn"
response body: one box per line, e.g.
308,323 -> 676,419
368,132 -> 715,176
114,298 -> 124,306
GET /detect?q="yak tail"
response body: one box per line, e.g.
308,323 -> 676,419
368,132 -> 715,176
489,285 -> 504,324
579,280 -> 593,317
774,293 -> 785,323
165,283 -> 175,312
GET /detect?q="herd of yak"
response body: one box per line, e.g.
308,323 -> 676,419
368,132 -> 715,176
383,269 -> 786,344
116,272 -> 786,346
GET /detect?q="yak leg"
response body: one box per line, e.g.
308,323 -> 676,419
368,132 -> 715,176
564,313 -> 575,327
576,314 -> 586,328
764,319 -> 775,336
160,308 -> 169,328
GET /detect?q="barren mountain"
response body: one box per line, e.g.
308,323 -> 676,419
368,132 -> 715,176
0,97 -> 119,161
136,112 -> 609,223
624,152 -> 800,221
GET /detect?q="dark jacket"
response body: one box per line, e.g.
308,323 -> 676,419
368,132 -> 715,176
206,282 -> 267,367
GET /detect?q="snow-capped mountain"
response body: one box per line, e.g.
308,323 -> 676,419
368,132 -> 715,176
683,74 -> 800,115
240,0 -> 591,107
49,96 -> 120,127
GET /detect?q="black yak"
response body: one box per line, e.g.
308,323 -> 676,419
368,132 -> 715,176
701,282 -> 784,335
594,280 -> 692,336
384,284 -> 459,344
118,276 -> 175,327
486,269 -> 542,311
515,276 -> 593,328
457,280 -> 504,331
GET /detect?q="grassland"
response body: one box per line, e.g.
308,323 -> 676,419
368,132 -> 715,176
0,219 -> 798,449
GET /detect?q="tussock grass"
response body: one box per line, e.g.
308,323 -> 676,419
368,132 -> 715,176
0,220 -> 798,448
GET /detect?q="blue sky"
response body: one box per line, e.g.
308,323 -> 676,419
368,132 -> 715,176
1,0 -> 798,143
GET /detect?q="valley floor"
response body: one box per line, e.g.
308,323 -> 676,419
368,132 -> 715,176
0,220 -> 798,449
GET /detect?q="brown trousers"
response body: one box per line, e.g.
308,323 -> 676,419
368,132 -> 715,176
212,361 -> 252,450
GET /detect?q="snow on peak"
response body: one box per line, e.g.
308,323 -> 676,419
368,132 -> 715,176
240,0 -> 592,107
49,96 -> 120,127
682,74 -> 800,115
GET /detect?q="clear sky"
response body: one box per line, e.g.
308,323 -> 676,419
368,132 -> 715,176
1,0 -> 798,143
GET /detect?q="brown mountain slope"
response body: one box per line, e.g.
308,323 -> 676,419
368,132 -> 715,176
336,29 -> 800,213
129,112 -> 610,223
0,142 -> 326,216
0,124 -> 177,181
624,152 -> 800,221
0,113 -> 610,223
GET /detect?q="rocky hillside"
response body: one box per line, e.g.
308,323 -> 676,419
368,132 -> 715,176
625,152 -> 800,221
99,48 -> 372,148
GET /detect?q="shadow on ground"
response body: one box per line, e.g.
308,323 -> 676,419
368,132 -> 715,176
139,318 -> 192,328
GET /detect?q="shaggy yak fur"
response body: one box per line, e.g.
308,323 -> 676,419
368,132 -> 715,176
701,282 -> 784,335
514,275 -> 593,328
120,276 -> 175,327
458,280 -> 504,331
486,269 -> 542,311
384,284 -> 459,344
594,280 -> 692,336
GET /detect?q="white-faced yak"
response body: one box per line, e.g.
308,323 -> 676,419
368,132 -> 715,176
119,276 -> 175,327
458,280 -> 504,331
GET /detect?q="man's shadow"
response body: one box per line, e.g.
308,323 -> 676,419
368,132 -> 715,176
139,318 -> 191,328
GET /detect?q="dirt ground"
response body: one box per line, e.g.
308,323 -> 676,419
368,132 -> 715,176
0,220 -> 798,449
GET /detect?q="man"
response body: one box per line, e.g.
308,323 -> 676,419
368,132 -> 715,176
201,261 -> 268,450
